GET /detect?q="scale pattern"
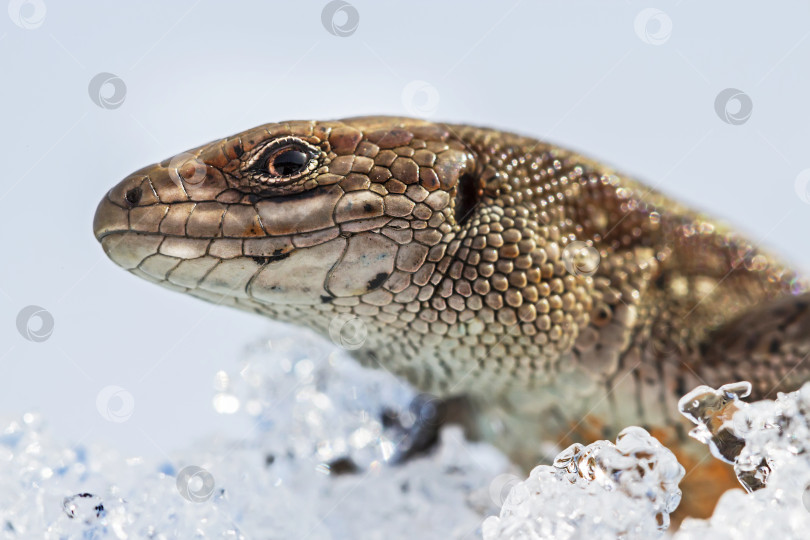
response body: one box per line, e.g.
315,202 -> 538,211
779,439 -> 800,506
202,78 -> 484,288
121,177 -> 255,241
93,116 -> 810,461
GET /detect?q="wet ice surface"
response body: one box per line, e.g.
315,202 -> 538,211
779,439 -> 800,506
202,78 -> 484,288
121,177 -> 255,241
673,458 -> 810,540
678,382 -> 754,483
0,331 -> 510,539
674,381 -> 810,538
482,381 -> 810,540
482,427 -> 685,539
4,329 -> 810,540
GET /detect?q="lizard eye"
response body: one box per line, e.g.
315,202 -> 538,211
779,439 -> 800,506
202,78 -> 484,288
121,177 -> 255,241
265,146 -> 310,176
248,137 -> 318,180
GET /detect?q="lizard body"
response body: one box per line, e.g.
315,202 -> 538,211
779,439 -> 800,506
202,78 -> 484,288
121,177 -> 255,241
93,116 -> 810,466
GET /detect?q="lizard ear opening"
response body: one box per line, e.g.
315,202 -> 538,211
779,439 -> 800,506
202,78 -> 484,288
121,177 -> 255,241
454,172 -> 481,226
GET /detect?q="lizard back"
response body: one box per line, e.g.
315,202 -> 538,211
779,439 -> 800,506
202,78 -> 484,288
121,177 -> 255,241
93,116 -> 810,465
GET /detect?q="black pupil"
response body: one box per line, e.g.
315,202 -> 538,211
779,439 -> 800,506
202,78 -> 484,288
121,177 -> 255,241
271,148 -> 308,176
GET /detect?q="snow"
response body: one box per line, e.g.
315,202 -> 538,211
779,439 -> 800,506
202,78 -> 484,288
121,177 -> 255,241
3,328 -> 810,539
0,332 -> 509,539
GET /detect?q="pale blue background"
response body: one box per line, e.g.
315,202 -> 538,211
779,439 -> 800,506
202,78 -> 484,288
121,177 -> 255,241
2,1 -> 809,458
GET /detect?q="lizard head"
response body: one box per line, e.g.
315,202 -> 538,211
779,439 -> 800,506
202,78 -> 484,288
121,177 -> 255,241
93,117 -> 478,321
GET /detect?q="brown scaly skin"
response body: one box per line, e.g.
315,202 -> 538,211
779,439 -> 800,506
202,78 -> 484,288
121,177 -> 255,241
94,116 -> 810,515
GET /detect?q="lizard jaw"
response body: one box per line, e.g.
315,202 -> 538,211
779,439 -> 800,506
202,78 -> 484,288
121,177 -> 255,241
96,229 -> 353,306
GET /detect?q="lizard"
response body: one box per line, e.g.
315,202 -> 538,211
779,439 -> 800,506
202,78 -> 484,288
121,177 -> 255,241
93,116 -> 810,517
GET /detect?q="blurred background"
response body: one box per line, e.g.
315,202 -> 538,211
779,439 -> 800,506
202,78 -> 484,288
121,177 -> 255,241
1,0 -> 809,459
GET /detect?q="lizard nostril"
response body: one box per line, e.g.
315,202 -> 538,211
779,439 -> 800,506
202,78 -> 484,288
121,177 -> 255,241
124,187 -> 143,207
